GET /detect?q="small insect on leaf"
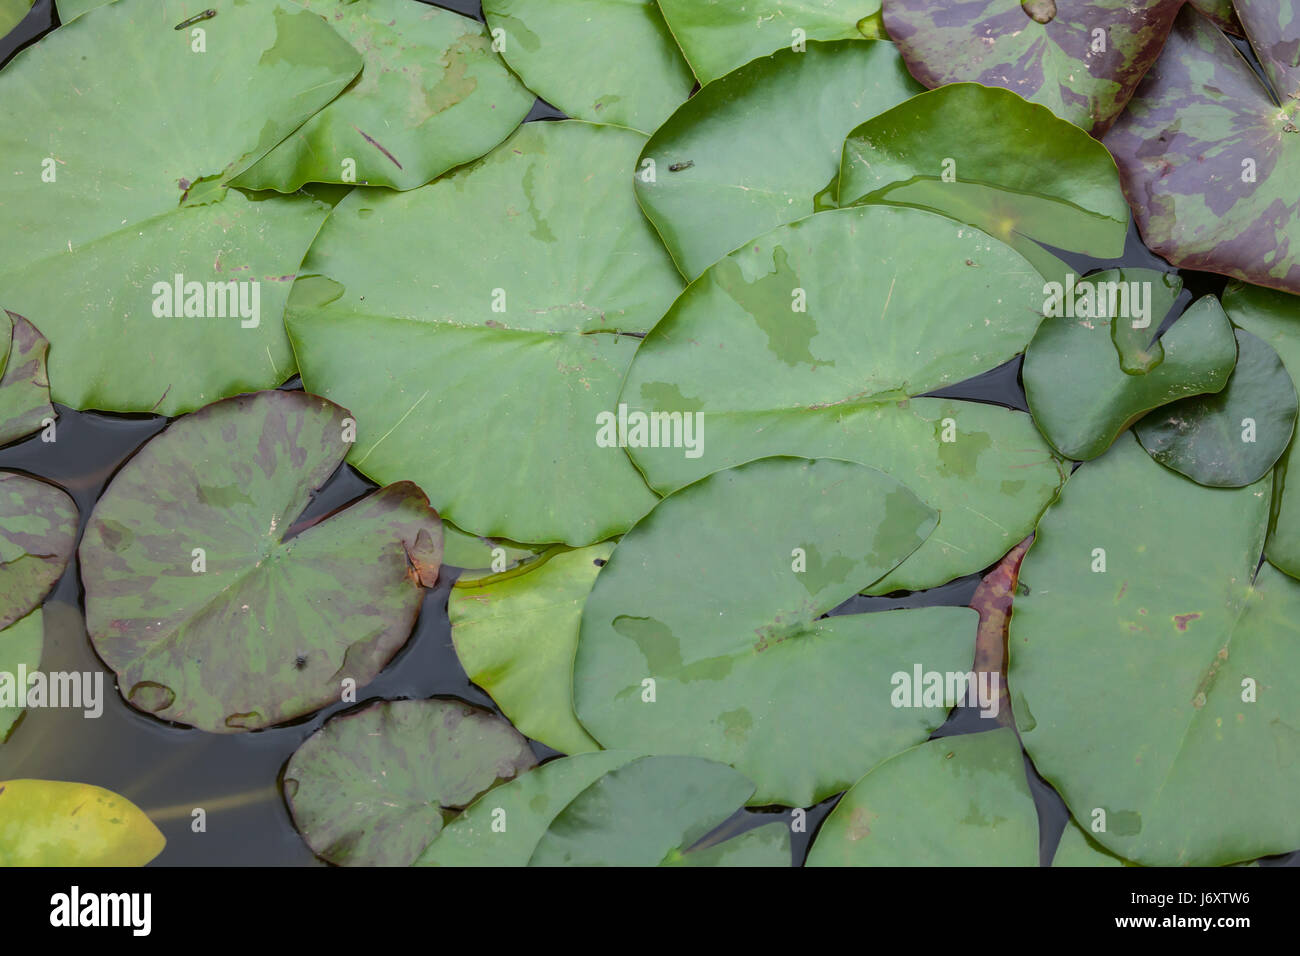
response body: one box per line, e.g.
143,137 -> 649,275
668,160 -> 694,172
175,10 -> 217,31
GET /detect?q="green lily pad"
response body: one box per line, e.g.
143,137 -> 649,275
1052,820 -> 1126,866
657,0 -> 883,85
233,0 -> 533,192
882,0 -> 1185,135
53,0 -> 99,20
0,0 -> 31,38
574,456 -> 981,807
0,0 -> 362,414
837,83 -> 1129,278
284,697 -> 537,866
1135,328 -> 1297,487
0,778 -> 166,865
449,544 -> 611,755
0,471 -> 77,631
806,729 -> 1038,866
620,203 -> 1065,594
1104,5 -> 1300,295
79,389 -> 442,734
0,610 -> 42,742
442,521 -> 542,579
529,756 -> 789,866
1011,433 -> 1300,865
286,120 -> 680,546
634,39 -> 922,279
0,312 -> 54,448
481,0 -> 694,134
1022,277 -> 1238,460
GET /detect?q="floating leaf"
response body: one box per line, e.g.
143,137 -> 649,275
970,535 -> 1031,727
575,456 -> 980,807
0,312 -> 54,448
0,0 -> 31,38
1104,5 -> 1300,294
450,544 -> 611,755
620,204 -> 1065,594
0,779 -> 165,865
287,121 -> 680,546
1135,328 -> 1297,487
442,522 -> 542,579
1022,277 -> 1237,460
882,0 -> 1185,135
1011,434 -> 1300,865
0,0 -> 362,413
529,756 -> 789,866
79,389 -> 442,734
657,0 -> 882,85
634,40 -> 922,279
233,0 -> 533,192
1052,820 -> 1126,866
481,0 -> 693,133
284,698 -> 536,866
0,471 -> 77,630
806,729 -> 1038,865
0,611 -> 42,742
837,83 -> 1129,278
1190,0 -> 1241,33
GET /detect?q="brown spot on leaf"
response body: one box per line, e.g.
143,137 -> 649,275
1173,612 -> 1201,631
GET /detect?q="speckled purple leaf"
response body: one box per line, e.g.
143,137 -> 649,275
1104,5 -> 1300,294
0,472 -> 76,630
882,0 -> 1185,134
79,389 -> 442,734
0,312 -> 54,448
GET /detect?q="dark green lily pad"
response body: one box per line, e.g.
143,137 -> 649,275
1023,276 -> 1238,460
529,756 -> 790,866
658,0 -> 882,84
80,389 -> 442,734
837,83 -> 1129,278
449,544 -> 611,755
0,312 -> 54,449
233,0 -> 533,192
806,729 -> 1038,865
634,39 -> 922,278
0,471 -> 77,630
1104,5 -> 1300,295
620,203 -> 1065,594
287,120 -> 681,546
575,456 -> 981,807
0,779 -> 165,865
882,0 -> 1185,135
1011,434 -> 1300,865
482,0 -> 694,133
0,611 -> 42,742
1135,328 -> 1297,487
0,0 -> 362,414
284,698 -> 537,866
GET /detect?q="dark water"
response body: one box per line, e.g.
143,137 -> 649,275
2,0 -> 1295,868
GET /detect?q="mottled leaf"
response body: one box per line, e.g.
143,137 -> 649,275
620,204 -> 1065,594
80,389 -> 442,734
286,121 -> 680,546
0,312 -> 54,448
0,471 -> 77,630
1190,0 -> 1242,34
0,610 -> 42,742
0,779 -> 165,865
635,39 -> 922,279
970,536 -> 1031,728
284,698 -> 536,866
882,0 -> 1185,135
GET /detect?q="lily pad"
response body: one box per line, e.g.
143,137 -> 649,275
0,779 -> 165,865
806,729 -> 1038,866
449,544 -> 611,755
619,203 -> 1065,594
286,120 -> 681,546
0,0 -> 31,38
1052,820 -> 1126,866
657,0 -> 883,84
1190,0 -> 1241,34
79,389 -> 442,734
634,39 -> 922,279
1135,328 -> 1297,487
233,0 -> 533,192
970,536 -> 1032,727
0,610 -> 42,742
1104,4 -> 1300,295
529,756 -> 790,866
1022,277 -> 1238,460
1011,433 -> 1300,865
0,471 -> 77,630
442,522 -> 542,579
0,312 -> 54,448
837,83 -> 1129,278
284,697 -> 536,866
882,0 -> 1185,135
574,456 -> 980,807
0,0 -> 363,414
481,0 -> 694,133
